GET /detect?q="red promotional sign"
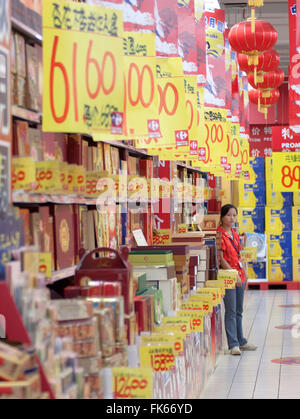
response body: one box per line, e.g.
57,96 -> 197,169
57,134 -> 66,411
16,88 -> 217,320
249,125 -> 273,158
195,14 -> 206,86
272,126 -> 300,152
178,4 -> 197,75
155,0 -> 178,57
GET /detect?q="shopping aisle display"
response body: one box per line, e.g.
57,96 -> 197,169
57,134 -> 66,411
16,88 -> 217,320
1,0 -> 298,401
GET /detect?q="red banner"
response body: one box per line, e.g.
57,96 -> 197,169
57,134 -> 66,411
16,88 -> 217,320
249,125 -> 273,158
155,0 -> 178,57
272,126 -> 300,152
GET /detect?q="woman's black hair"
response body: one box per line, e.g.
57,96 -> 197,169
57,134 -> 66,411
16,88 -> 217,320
220,204 -> 238,221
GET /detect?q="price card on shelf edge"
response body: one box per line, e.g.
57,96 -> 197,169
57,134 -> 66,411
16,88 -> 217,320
139,344 -> 175,372
141,334 -> 184,356
272,152 -> 300,192
112,367 -> 153,399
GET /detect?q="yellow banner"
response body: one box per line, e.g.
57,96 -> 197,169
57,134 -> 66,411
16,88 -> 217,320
112,367 -> 153,399
272,152 -> 300,192
43,0 -> 124,135
136,57 -> 188,149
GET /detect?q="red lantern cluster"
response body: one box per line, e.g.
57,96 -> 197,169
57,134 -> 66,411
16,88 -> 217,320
228,11 -> 283,119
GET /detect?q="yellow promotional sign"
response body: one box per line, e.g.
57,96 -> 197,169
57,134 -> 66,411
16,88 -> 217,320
176,311 -> 204,333
240,134 -> 250,180
35,161 -> 62,194
272,152 -> 300,192
12,157 -> 36,191
39,253 -> 52,278
141,334 -> 184,356
181,298 -> 213,314
112,367 -> 153,399
43,0 -> 124,135
154,324 -> 189,336
140,344 -> 175,372
197,108 -> 227,171
137,57 -> 188,149
229,123 -> 242,178
152,229 -> 172,246
196,288 -> 221,305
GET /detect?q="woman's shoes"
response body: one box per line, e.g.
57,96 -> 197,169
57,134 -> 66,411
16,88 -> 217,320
230,346 -> 241,355
240,343 -> 257,351
229,343 -> 257,355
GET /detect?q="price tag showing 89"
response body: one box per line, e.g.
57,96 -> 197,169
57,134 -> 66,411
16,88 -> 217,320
272,152 -> 300,192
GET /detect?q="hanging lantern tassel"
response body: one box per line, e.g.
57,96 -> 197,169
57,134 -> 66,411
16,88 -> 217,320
251,6 -> 255,33
248,55 -> 259,67
248,0 -> 264,6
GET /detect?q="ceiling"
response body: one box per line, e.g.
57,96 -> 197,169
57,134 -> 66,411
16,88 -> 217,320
220,1 -> 290,76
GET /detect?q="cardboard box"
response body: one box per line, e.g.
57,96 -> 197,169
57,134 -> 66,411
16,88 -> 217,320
292,207 -> 300,231
292,231 -> 300,257
266,182 -> 293,207
267,232 -> 292,258
265,207 -> 293,233
247,261 -> 266,280
237,207 -> 265,233
129,250 -> 174,265
249,157 -> 265,180
200,214 -> 220,231
26,44 -> 39,111
132,265 -> 176,281
269,258 -> 293,282
265,156 -> 273,181
292,257 -> 300,281
294,192 -> 300,206
238,180 -> 265,207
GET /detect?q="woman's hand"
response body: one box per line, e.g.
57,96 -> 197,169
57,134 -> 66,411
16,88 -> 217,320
236,274 -> 243,288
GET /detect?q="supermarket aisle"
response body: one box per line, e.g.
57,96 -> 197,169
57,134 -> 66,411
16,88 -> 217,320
202,289 -> 300,399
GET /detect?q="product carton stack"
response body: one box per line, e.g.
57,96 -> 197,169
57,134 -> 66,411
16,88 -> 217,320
291,203 -> 300,282
129,250 -> 178,316
264,156 -> 294,282
237,157 -> 266,281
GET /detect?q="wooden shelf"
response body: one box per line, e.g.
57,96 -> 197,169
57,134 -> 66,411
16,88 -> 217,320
12,105 -> 42,124
12,17 -> 42,44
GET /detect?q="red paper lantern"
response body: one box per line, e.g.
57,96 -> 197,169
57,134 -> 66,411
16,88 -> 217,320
249,88 -> 280,118
238,49 -> 280,73
248,68 -> 284,94
229,20 -> 277,65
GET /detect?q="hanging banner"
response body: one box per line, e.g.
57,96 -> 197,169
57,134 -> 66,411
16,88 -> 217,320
195,12 -> 207,86
155,0 -> 178,57
152,75 -> 197,160
204,9 -> 226,108
272,152 -> 300,192
123,0 -> 155,33
42,0 -> 124,135
288,0 -> 300,134
178,2 -> 198,75
137,57 -> 188,149
0,0 -> 10,141
272,125 -> 300,152
224,30 -> 232,112
249,125 -> 273,158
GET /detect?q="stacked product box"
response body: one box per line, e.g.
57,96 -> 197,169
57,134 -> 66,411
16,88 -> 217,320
265,156 -> 294,282
237,157 -> 265,234
128,250 -> 178,316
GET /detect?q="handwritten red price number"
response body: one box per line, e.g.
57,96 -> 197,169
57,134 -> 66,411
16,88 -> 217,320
114,376 -> 148,399
203,123 -> 224,164
128,63 -> 154,108
189,318 -> 202,331
158,83 -> 179,116
50,36 -> 117,125
281,165 -> 300,189
230,137 -> 240,159
150,353 -> 175,372
12,170 -> 26,186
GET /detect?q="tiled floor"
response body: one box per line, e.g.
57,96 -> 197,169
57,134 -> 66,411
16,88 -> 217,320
202,289 -> 300,399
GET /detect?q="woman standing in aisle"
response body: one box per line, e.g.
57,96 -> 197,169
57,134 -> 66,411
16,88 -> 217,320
217,204 -> 257,355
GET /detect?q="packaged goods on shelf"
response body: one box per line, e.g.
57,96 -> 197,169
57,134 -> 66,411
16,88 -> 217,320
294,192 -> 300,206
265,182 -> 293,207
265,207 -> 293,233
238,180 -> 266,207
237,207 -> 265,234
292,231 -> 300,257
249,157 -> 265,182
132,265 -> 176,281
148,278 -> 178,315
292,207 -> 300,231
247,261 -> 266,280
267,232 -> 292,258
292,258 -> 300,281
268,258 -> 293,282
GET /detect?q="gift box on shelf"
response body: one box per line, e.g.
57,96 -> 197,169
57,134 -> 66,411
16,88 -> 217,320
75,247 -> 133,315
